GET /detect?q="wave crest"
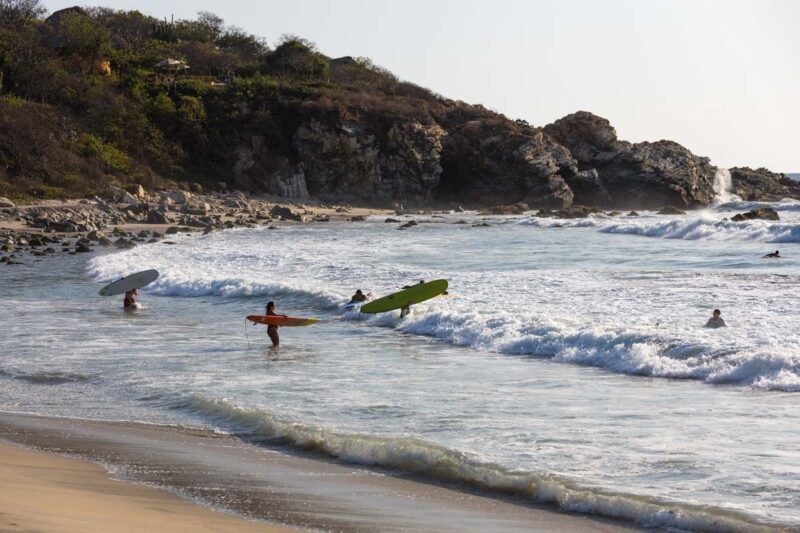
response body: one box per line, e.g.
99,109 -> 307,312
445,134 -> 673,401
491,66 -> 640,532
171,395 -> 779,532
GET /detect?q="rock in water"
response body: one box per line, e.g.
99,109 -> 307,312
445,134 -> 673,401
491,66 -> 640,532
729,167 -> 800,202
731,208 -> 779,221
658,206 -> 687,215
0,197 -> 15,208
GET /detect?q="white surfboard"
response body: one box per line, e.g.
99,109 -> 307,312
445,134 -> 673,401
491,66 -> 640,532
99,269 -> 159,296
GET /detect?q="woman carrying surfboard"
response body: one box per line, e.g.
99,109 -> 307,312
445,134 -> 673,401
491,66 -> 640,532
265,301 -> 287,347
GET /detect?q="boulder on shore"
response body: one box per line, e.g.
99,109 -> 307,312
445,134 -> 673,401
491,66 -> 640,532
146,210 -> 170,224
269,205 -> 303,221
731,208 -> 779,222
480,202 -> 529,215
0,197 -> 15,208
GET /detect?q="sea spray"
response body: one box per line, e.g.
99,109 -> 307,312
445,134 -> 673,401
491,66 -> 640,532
712,168 -> 742,205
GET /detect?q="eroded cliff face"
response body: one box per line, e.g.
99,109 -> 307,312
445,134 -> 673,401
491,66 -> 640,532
292,119 -> 446,203
730,167 -> 800,201
437,114 -> 576,208
544,111 -> 717,209
222,102 -> 790,208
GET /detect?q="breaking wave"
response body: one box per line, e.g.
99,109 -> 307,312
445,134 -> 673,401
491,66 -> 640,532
169,394 -> 781,532
383,310 -> 800,392
522,215 -> 800,242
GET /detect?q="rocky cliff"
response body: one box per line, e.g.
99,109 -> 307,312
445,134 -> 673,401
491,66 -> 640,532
543,112 -> 718,209
1,6 -> 794,209
729,167 -> 800,201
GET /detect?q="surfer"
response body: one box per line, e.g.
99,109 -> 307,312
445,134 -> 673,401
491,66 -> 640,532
348,290 -> 370,304
763,250 -> 781,258
265,301 -> 287,347
123,288 -> 138,310
399,281 -> 425,317
705,309 -> 726,328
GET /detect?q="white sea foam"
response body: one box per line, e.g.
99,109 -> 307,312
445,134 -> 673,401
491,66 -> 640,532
389,309 -> 800,391
88,226 -> 800,392
521,212 -> 800,242
712,168 -> 742,205
172,395 -> 779,532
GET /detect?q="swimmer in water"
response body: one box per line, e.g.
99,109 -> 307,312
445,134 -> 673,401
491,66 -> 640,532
348,289 -> 370,304
705,309 -> 727,328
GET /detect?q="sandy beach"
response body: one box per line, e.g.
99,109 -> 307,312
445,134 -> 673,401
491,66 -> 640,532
0,412 -> 639,532
0,440 -> 294,533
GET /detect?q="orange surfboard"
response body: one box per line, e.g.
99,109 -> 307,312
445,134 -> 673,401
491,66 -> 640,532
246,315 -> 319,327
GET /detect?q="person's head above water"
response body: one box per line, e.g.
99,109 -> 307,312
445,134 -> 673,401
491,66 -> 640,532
713,309 -> 721,317
418,280 -> 425,285
355,289 -> 363,296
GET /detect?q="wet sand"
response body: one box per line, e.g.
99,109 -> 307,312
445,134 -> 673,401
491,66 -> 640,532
0,412 -> 640,532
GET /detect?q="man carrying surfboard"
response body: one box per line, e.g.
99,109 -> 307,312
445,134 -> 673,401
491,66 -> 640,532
265,301 -> 287,347
360,279 -> 448,318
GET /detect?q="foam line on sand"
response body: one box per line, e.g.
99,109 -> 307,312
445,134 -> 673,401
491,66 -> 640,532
0,412 -> 637,532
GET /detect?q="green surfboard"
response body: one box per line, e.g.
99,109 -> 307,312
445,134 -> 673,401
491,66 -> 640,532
360,279 -> 449,314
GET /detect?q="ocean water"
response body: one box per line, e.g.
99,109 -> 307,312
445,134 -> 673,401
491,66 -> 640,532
2,199 -> 800,531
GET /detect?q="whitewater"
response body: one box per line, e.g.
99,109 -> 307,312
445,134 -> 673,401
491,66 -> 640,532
2,198 -> 800,531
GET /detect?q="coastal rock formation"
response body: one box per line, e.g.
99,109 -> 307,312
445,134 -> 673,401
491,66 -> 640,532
729,167 -> 800,201
543,111 -> 717,209
438,113 -> 576,208
731,207 -> 779,222
292,119 -> 445,203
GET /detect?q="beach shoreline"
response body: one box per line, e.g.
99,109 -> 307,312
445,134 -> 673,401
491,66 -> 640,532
0,411 -> 640,532
0,192 -> 400,266
0,437 -> 295,533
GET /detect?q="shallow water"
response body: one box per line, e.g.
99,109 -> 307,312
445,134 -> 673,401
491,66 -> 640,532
2,201 -> 799,530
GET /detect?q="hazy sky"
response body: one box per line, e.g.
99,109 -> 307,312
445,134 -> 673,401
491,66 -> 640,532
44,0 -> 799,171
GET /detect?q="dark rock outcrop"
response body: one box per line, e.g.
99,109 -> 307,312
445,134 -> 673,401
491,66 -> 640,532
731,208 -> 779,222
729,167 -> 800,201
657,206 -> 687,215
292,119 -> 445,203
439,111 -> 576,208
480,203 -> 529,215
269,205 -> 303,221
544,111 -> 717,209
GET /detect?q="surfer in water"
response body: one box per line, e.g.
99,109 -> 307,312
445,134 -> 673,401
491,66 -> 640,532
265,301 -> 287,347
349,290 -> 370,304
123,288 -> 138,310
763,250 -> 781,258
399,281 -> 425,317
705,309 -> 727,328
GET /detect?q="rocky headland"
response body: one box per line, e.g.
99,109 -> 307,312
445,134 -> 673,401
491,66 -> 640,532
1,5 -> 798,216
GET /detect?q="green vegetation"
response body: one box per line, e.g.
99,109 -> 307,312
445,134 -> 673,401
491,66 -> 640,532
0,0 -> 442,199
